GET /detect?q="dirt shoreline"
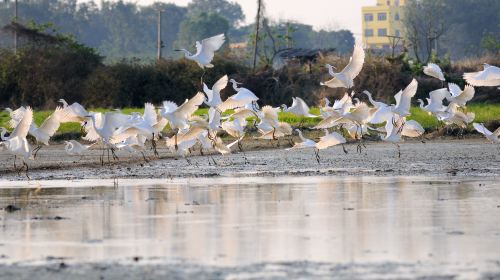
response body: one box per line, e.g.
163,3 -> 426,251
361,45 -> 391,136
0,260 -> 498,280
0,138 -> 499,181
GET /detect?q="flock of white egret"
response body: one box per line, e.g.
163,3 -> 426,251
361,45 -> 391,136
1,33 -> 500,177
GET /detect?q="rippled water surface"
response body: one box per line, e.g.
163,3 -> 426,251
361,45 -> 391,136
0,176 -> 499,266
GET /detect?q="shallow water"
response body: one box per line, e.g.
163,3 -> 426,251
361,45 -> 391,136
0,176 -> 499,268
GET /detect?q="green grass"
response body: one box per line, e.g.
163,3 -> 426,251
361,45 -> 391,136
1,104 -> 499,135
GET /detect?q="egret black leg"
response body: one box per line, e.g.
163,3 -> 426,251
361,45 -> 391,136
24,162 -> 30,180
315,149 -> 321,164
111,148 -> 119,161
141,152 -> 149,163
33,145 -> 42,159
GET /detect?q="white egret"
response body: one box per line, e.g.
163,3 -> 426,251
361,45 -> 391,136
175,33 -> 225,69
473,123 -> 500,144
257,106 -> 292,142
115,135 -> 150,162
287,129 -> 316,150
321,44 -> 365,89
218,79 -> 259,112
363,90 -> 388,108
203,75 -> 228,108
314,129 -> 347,163
423,63 -> 445,81
392,79 -> 419,118
417,88 -> 449,115
437,103 -> 475,136
59,99 -> 89,123
446,83 -> 475,107
84,111 -> 129,164
281,97 -> 317,126
0,107 -> 33,176
362,91 -> 394,125
464,64 -> 500,87
160,92 -> 206,149
9,106 -> 64,157
113,103 -> 160,155
64,140 -> 94,157
381,118 -> 424,158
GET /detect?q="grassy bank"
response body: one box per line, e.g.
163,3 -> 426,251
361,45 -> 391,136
1,104 -> 499,137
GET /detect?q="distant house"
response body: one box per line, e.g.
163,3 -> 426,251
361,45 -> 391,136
362,0 -> 406,50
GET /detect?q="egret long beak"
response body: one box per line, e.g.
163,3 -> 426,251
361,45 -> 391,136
174,49 -> 182,52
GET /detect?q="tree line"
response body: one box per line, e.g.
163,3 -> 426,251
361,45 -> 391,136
0,0 -> 355,61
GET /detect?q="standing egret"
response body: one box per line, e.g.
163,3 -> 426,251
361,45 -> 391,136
464,64 -> 500,87
321,44 -> 365,89
175,34 -> 225,69
84,111 -> 129,164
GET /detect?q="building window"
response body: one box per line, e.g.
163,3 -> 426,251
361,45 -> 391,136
395,29 -> 401,37
387,0 -> 391,5
365,29 -> 374,37
395,0 -> 400,6
383,45 -> 390,49
364,13 -> 373,21
378,12 -> 387,21
395,13 -> 400,21
378,28 -> 387,36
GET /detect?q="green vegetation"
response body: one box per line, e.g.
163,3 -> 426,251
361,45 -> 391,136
2,104 -> 499,138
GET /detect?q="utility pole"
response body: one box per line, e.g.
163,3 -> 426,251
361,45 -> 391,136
252,0 -> 262,72
157,9 -> 163,61
14,0 -> 17,54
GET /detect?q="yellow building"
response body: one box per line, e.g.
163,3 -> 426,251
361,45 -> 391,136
362,0 -> 406,50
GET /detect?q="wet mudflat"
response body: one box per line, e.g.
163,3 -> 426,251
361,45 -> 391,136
0,139 -> 500,180
0,176 -> 499,279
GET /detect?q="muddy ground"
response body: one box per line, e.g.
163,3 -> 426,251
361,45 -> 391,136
0,137 -> 499,181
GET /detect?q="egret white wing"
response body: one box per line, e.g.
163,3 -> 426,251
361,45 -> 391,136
176,92 -> 205,119
341,44 -> 365,80
11,106 -> 33,139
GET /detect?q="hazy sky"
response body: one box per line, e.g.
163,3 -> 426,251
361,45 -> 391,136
129,0 -> 376,36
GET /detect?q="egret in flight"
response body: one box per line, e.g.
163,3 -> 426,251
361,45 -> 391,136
464,64 -> 500,87
321,44 -> 365,89
175,34 -> 225,69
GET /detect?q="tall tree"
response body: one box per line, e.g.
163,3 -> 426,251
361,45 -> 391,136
186,0 -> 244,27
174,12 -> 229,51
403,0 -> 447,63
